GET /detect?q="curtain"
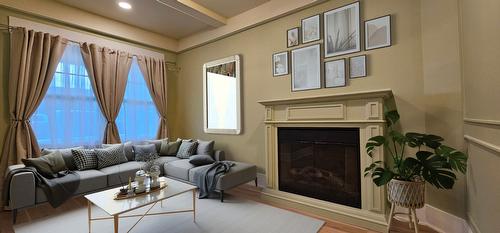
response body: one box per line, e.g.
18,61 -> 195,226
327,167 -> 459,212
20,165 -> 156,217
80,43 -> 132,144
31,43 -> 106,148
137,56 -> 169,139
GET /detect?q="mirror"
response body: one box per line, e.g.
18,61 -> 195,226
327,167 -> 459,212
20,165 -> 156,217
203,55 -> 241,134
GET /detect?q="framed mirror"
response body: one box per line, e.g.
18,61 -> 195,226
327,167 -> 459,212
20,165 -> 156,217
203,55 -> 241,134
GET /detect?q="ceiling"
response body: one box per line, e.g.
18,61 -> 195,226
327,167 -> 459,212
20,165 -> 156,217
55,0 -> 269,39
192,0 -> 269,18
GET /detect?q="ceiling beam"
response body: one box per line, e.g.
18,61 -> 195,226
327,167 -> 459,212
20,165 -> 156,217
155,0 -> 226,28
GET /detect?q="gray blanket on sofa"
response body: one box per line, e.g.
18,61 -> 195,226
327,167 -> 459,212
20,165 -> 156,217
193,161 -> 234,199
2,167 -> 80,208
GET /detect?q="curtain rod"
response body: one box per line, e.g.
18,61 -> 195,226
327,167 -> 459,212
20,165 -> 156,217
0,23 -> 177,66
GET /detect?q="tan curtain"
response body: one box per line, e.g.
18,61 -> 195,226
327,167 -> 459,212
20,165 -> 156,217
137,56 -> 169,139
80,43 -> 132,144
0,28 -> 67,201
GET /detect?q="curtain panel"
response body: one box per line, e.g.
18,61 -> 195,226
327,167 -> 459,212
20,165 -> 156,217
1,27 -> 67,166
137,56 -> 169,139
80,43 -> 132,144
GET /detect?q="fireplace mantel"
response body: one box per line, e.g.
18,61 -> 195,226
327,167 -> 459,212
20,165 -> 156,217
258,89 -> 393,231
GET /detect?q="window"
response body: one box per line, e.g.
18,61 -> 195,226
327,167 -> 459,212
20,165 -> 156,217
31,43 -> 105,148
116,57 -> 159,141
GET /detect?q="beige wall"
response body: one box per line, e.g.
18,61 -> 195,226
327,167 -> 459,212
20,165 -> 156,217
175,0 -> 466,217
460,0 -> 500,232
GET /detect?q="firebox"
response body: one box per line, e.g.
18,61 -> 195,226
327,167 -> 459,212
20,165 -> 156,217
278,127 -> 361,208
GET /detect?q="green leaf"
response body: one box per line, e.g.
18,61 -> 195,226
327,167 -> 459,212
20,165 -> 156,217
385,110 -> 400,127
436,145 -> 468,173
366,136 -> 386,156
389,130 -> 407,146
371,167 -> 394,186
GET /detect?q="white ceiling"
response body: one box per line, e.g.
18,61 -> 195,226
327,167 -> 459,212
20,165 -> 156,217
192,0 -> 269,18
55,0 -> 269,39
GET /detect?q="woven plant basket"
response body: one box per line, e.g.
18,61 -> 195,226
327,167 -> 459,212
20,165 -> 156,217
387,179 -> 425,209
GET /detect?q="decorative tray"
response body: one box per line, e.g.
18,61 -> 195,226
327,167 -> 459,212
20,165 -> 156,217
114,181 -> 167,200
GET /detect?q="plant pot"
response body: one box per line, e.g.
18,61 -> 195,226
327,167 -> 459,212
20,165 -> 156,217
387,179 -> 425,209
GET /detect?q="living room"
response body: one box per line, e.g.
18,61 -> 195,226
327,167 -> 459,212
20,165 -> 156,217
0,0 -> 498,233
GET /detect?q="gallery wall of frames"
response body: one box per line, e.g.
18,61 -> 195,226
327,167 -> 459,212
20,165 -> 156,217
272,1 -> 392,92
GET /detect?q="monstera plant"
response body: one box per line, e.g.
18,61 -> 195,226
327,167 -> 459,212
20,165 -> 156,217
364,110 -> 467,189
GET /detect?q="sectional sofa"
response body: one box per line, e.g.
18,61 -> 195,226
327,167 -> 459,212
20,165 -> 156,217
4,139 -> 257,223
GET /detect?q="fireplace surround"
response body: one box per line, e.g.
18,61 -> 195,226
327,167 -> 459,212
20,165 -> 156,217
259,89 -> 393,230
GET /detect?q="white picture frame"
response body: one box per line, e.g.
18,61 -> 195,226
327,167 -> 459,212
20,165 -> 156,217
302,14 -> 321,44
365,15 -> 392,50
324,2 -> 361,57
349,55 -> 366,78
273,51 -> 289,76
291,44 -> 321,91
325,59 -> 346,88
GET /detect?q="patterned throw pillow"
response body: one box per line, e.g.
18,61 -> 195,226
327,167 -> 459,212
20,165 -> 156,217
176,141 -> 198,159
133,144 -> 157,161
71,149 -> 98,171
94,144 -> 128,169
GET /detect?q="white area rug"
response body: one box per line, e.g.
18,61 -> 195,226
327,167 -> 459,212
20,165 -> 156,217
14,192 -> 324,233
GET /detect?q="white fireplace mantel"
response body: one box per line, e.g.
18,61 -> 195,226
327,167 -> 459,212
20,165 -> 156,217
258,89 -> 393,231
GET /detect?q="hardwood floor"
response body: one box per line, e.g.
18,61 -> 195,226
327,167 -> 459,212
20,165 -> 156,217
0,186 -> 438,233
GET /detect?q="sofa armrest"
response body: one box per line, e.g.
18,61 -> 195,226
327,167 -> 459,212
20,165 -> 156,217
4,165 -> 36,210
5,164 -> 25,177
214,150 -> 225,161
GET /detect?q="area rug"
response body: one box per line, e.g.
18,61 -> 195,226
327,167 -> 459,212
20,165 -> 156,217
14,192 -> 324,233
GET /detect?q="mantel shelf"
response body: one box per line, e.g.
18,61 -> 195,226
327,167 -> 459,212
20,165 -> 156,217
264,120 -> 386,124
258,89 -> 393,106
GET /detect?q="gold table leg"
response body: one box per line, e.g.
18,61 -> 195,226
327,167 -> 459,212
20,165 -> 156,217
114,215 -> 119,233
88,200 -> 92,233
192,189 -> 196,222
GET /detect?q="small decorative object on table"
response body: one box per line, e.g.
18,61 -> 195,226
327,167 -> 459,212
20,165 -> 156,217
135,170 -> 147,193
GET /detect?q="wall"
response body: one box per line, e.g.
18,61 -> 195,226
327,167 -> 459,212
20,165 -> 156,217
460,0 -> 500,232
175,0 -> 465,218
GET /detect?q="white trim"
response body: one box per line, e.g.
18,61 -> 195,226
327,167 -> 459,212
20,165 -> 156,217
464,135 -> 500,155
467,213 -> 480,233
464,117 -> 500,126
394,204 -> 472,233
9,16 -> 164,59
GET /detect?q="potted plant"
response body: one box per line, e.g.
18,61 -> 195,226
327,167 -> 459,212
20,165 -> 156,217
364,110 -> 467,222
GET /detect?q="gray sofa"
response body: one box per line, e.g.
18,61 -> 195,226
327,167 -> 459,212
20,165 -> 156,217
4,146 -> 257,223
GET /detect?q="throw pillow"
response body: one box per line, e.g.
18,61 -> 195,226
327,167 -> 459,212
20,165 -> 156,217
189,154 -> 215,166
94,144 -> 128,169
22,150 -> 67,178
42,146 -> 84,170
133,144 -> 157,161
162,139 -> 182,156
196,140 -> 215,155
71,149 -> 98,171
146,138 -> 168,153
176,141 -> 198,159
103,141 -> 134,161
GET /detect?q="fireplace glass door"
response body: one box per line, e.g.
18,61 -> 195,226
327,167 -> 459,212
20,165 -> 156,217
278,127 -> 361,208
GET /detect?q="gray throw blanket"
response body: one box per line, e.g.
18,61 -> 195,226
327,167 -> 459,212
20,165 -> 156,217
193,161 -> 234,199
3,167 -> 80,208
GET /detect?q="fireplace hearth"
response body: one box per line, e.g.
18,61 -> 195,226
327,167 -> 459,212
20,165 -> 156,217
278,127 -> 361,208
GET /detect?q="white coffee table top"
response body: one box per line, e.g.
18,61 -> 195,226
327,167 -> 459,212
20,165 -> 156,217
85,177 -> 197,216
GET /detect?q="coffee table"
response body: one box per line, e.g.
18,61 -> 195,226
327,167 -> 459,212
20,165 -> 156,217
84,177 -> 197,233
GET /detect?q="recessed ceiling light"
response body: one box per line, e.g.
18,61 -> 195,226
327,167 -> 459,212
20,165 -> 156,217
118,2 -> 132,10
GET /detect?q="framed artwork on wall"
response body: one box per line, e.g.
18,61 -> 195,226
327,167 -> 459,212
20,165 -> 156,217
301,14 -> 321,44
365,15 -> 392,50
349,55 -> 366,78
324,1 -> 361,57
272,51 -> 289,76
287,27 -> 300,47
291,44 -> 321,91
325,58 -> 346,88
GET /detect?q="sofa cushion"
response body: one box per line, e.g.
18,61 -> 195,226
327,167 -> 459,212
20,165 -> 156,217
95,144 -> 128,169
188,162 -> 257,190
42,146 -> 84,170
133,144 -> 157,161
164,159 -> 196,180
176,141 -> 198,159
196,140 -> 214,156
71,149 -> 98,171
155,156 -> 180,175
161,139 -> 182,156
22,150 -> 67,178
146,138 -> 168,153
99,161 -> 144,186
103,141 -> 134,161
189,154 -> 214,166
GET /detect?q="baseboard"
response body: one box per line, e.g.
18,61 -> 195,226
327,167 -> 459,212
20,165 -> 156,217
395,204 -> 473,233
467,213 -> 481,233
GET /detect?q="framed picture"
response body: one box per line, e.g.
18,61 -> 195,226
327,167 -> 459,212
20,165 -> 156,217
287,27 -> 300,47
272,51 -> 289,76
301,14 -> 320,43
325,59 -> 346,88
291,44 -> 321,91
349,55 -> 366,78
365,15 -> 391,50
324,2 -> 361,57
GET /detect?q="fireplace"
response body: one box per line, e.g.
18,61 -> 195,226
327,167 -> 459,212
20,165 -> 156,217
278,127 -> 361,208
